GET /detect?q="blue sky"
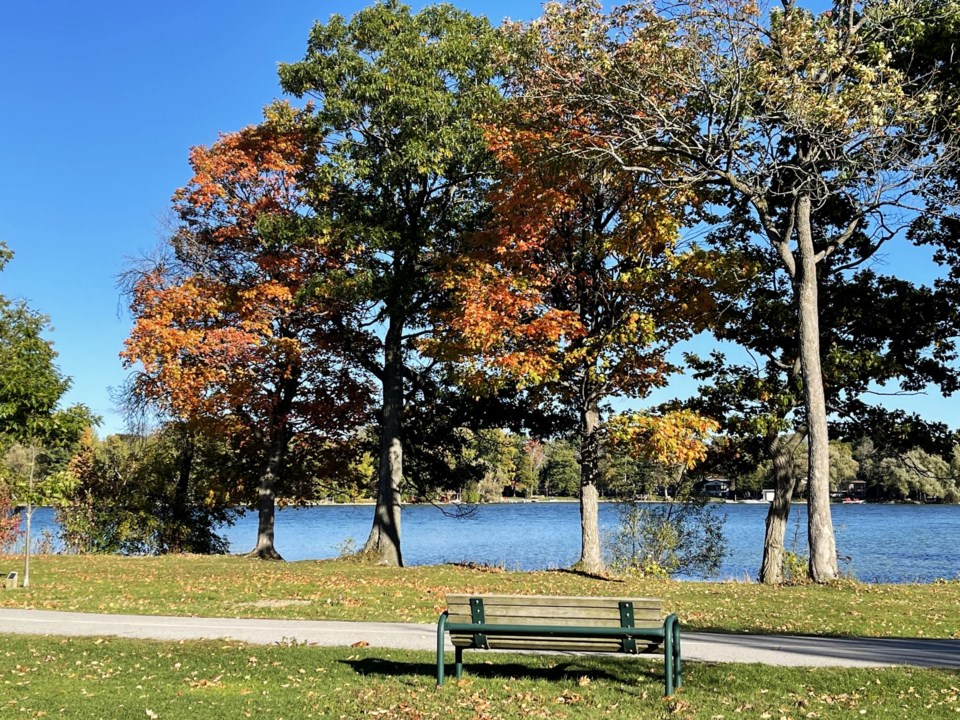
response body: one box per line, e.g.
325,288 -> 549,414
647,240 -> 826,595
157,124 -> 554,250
1,0 -> 957,436
0,0 -> 539,435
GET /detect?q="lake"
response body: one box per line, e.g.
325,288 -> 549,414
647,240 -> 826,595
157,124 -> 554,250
24,501 -> 960,583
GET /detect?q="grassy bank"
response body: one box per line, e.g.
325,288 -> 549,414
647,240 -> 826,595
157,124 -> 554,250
2,634 -> 959,719
2,554 -> 959,638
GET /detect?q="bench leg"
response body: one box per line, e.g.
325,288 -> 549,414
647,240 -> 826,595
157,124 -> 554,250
673,617 -> 682,690
437,612 -> 448,686
664,631 -> 674,697
455,646 -> 464,679
662,613 -> 683,697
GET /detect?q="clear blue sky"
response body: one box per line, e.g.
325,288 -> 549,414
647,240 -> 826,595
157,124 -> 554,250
0,0 -> 541,435
1,0 -> 956,436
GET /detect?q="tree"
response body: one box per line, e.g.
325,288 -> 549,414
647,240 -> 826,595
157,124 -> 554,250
520,0 -> 960,580
123,107 -> 373,559
605,476 -> 727,578
0,294 -> 71,442
878,449 -> 952,501
540,438 -> 581,498
438,82 -> 721,572
676,247 -> 960,582
4,440 -> 79,562
58,426 -> 239,555
509,434 -> 539,497
852,436 -> 960,503
278,1 -> 505,565
0,243 -> 95,585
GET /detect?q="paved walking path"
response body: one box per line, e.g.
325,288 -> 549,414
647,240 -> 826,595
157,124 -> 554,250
3,608 -> 959,669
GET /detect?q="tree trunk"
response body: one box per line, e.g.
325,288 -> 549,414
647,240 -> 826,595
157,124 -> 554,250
795,196 -> 838,582
759,431 -> 805,584
168,427 -> 195,553
247,370 -> 300,561
23,444 -> 36,589
248,478 -> 282,559
577,400 -> 604,574
363,315 -> 404,566
23,503 -> 32,589
247,433 -> 287,560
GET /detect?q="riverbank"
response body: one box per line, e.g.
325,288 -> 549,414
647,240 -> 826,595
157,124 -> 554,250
2,554 -> 958,639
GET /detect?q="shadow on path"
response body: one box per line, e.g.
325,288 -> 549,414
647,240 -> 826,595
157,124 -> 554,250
686,632 -> 960,669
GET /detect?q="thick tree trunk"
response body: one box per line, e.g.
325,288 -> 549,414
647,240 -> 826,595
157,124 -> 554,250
759,431 -> 805,584
795,197 -> 838,582
247,432 -> 287,561
363,316 -> 404,566
248,472 -> 283,560
577,400 -> 604,574
168,428 -> 195,553
247,370 -> 299,561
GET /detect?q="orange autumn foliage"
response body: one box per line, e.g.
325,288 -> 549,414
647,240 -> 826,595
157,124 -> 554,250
607,410 -> 720,469
123,106 -> 371,446
433,95 -> 724,475
440,117 -> 717,404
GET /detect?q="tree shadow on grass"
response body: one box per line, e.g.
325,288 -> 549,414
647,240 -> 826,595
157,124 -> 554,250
546,567 -> 627,582
341,655 -> 662,687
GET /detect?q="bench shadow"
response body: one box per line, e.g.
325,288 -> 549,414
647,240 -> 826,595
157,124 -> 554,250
341,656 -> 660,685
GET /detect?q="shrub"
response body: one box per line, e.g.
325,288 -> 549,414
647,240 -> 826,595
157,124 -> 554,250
477,473 -> 504,503
604,496 -> 727,578
782,550 -> 811,585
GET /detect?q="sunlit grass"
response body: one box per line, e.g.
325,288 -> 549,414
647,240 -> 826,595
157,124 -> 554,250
2,554 -> 959,639
2,634 -> 959,719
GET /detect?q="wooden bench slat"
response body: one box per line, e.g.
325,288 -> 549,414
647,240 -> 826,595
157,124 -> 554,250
445,594 -> 662,609
446,606 -> 662,620
446,595 -> 663,627
446,613 -> 662,628
446,602 -> 661,616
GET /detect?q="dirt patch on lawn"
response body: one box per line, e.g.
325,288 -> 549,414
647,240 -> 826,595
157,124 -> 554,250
233,599 -> 313,608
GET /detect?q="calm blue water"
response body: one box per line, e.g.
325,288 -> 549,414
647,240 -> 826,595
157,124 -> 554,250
25,502 -> 960,583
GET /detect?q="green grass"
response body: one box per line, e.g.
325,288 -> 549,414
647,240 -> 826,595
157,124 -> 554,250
2,634 -> 959,719
2,554 -> 960,638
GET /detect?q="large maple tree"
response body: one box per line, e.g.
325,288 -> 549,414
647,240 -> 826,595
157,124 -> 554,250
123,106 -> 373,559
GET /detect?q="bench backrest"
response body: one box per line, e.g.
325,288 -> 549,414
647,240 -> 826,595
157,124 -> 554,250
445,594 -> 663,653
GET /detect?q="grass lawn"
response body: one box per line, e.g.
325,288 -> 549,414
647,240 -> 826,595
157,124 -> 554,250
2,554 -> 959,638
2,634 -> 960,719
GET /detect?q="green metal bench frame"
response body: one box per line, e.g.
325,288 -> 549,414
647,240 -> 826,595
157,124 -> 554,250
436,596 -> 682,697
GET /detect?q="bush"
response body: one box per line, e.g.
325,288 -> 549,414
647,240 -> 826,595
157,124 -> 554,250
604,496 -> 727,578
782,551 -> 811,585
461,481 -> 480,504
477,473 -> 504,503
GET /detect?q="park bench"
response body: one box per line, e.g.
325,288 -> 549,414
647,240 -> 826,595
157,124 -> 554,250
436,593 -> 681,696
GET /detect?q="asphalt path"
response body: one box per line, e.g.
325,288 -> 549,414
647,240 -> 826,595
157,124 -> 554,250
2,608 -> 959,669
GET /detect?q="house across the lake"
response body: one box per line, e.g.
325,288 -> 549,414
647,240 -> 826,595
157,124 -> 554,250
699,478 -> 731,499
835,479 -> 867,500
